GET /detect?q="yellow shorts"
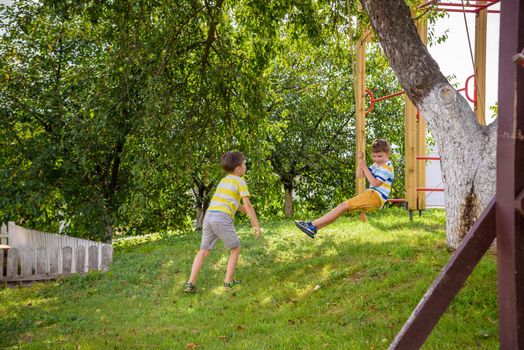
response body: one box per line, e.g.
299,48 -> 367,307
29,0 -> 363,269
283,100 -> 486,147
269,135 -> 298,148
346,190 -> 383,212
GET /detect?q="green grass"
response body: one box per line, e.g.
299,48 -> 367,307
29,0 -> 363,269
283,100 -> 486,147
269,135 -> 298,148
0,208 -> 498,349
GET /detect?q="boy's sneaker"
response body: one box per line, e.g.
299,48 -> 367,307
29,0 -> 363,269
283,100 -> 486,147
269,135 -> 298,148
223,280 -> 241,289
294,220 -> 317,238
184,282 -> 196,293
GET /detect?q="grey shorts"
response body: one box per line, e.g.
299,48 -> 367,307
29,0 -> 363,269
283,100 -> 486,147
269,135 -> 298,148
200,211 -> 240,250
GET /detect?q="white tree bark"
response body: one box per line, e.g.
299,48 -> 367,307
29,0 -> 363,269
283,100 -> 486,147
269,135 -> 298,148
361,0 -> 497,249
419,85 -> 496,248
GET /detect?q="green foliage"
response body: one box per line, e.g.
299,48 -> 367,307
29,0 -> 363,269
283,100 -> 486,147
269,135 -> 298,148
1,0 -> 410,237
489,103 -> 498,120
427,9 -> 450,47
0,210 -> 498,349
0,0 -> 120,237
266,22 -> 357,215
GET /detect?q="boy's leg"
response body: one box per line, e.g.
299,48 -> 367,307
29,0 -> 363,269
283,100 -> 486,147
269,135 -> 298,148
312,201 -> 351,229
296,191 -> 382,237
210,212 -> 241,284
315,191 -> 382,229
224,245 -> 240,283
188,212 -> 218,286
188,249 -> 211,285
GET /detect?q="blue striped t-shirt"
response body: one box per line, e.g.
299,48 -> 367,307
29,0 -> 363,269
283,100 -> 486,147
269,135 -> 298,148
368,160 -> 394,204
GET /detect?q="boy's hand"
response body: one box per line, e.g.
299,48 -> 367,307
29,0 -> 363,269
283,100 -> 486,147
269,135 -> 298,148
253,226 -> 261,239
357,151 -> 364,160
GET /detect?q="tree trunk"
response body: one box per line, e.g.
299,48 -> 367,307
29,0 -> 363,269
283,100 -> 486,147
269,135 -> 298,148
361,0 -> 497,249
284,185 -> 294,218
104,224 -> 113,244
193,180 -> 213,231
195,207 -> 205,231
195,197 -> 210,231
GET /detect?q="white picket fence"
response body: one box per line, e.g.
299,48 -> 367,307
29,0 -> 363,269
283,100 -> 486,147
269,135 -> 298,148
0,222 -> 112,282
0,223 -> 7,246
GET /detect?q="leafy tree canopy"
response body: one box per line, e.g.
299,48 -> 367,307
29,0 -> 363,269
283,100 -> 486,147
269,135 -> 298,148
1,0 -> 408,240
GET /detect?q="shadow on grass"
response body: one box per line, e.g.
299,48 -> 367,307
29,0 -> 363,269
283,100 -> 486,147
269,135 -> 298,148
346,207 -> 447,235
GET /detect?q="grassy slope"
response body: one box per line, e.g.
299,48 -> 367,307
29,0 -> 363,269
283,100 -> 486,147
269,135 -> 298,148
0,208 -> 497,349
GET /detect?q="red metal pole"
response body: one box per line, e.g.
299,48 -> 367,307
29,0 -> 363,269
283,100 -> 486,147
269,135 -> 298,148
436,2 -> 493,8
365,88 -> 405,114
436,8 -> 499,13
416,188 -> 445,192
475,0 -> 501,12
416,156 -> 441,160
365,88 -> 375,114
496,0 -> 524,347
465,74 -> 477,103
373,90 -> 405,102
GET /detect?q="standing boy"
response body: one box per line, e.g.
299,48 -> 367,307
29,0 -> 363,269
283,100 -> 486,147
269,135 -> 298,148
184,151 -> 261,292
295,139 -> 394,238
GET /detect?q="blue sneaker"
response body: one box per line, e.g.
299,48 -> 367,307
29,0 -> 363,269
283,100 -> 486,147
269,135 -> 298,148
294,220 -> 317,238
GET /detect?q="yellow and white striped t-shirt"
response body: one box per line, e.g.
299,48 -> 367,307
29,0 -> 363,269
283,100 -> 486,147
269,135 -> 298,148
207,175 -> 250,218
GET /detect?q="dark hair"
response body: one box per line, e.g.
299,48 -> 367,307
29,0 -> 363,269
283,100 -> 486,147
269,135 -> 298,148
372,139 -> 391,154
220,151 -> 246,173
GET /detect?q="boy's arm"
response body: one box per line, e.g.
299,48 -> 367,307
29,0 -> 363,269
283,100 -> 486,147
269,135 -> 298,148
241,196 -> 261,239
357,152 -> 383,187
237,204 -> 247,214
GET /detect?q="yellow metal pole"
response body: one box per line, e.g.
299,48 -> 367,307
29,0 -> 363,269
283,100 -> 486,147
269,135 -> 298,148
416,16 -> 428,212
405,96 -> 417,212
474,2 -> 487,125
404,7 -> 422,213
355,29 -> 369,222
355,32 -> 367,196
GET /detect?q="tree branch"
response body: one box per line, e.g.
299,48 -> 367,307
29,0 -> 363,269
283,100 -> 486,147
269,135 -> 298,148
360,0 -> 447,105
201,0 -> 224,70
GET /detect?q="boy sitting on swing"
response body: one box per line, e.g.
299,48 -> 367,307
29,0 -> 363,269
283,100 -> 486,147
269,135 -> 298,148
295,139 -> 394,238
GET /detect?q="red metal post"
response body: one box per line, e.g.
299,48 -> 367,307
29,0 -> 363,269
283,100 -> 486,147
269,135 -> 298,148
416,156 -> 441,160
365,88 -> 375,114
496,0 -> 524,347
418,0 -> 501,13
365,88 -> 405,114
464,74 -> 477,103
436,2 -> 494,8
416,188 -> 444,192
440,9 -> 499,13
386,199 -> 407,203
373,90 -> 405,102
